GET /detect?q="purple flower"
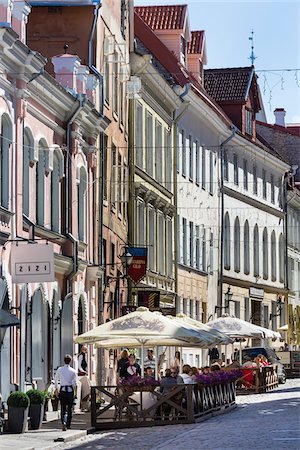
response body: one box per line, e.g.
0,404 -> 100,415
195,369 -> 243,386
118,375 -> 160,387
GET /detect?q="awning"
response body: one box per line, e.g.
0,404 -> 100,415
0,309 -> 20,328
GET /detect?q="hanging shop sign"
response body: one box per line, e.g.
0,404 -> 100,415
249,287 -> 264,299
11,242 -> 55,283
127,247 -> 147,284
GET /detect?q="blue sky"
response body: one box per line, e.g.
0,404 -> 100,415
134,0 -> 300,124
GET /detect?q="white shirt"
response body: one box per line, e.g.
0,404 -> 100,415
54,364 -> 78,391
180,373 -> 194,384
144,356 -> 156,371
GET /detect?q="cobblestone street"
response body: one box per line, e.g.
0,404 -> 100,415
59,379 -> 300,450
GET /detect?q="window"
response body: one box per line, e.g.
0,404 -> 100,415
189,299 -> 194,318
137,199 -> 145,245
110,242 -> 115,270
223,149 -> 228,181
177,214 -> 180,263
102,238 -> 107,272
183,217 -> 187,265
202,227 -> 206,272
189,135 -> 193,181
113,56 -> 118,114
270,174 -> 275,204
183,298 -> 188,315
233,154 -> 238,185
181,130 -> 186,177
253,165 -> 257,195
77,165 -> 87,241
165,129 -> 172,191
123,163 -> 127,218
111,144 -> 116,208
262,169 -> 267,199
118,153 -> 122,215
36,141 -> 47,225
103,135 -> 108,201
244,297 -> 250,322
243,159 -> 248,190
201,147 -> 206,189
180,36 -> 186,65
263,305 -> 269,329
176,131 -> 180,173
263,228 -> 268,279
104,56 -> 110,104
271,231 -> 277,281
120,0 -> 127,38
189,221 -> 194,267
196,225 -> 200,270
271,301 -> 277,330
51,148 -> 63,233
195,141 -> 200,185
209,151 -> 213,194
244,220 -> 250,275
146,112 -> 153,177
279,234 -> 285,283
209,232 -> 214,274
224,213 -> 230,269
278,177 -> 283,208
148,207 -> 156,271
234,301 -> 240,319
245,109 -> 253,135
253,224 -> 259,277
23,128 -> 33,216
158,212 -> 165,274
135,102 -> 143,168
234,217 -> 240,272
195,301 -> 200,321
155,120 -> 163,183
0,114 -> 12,209
167,218 -> 172,277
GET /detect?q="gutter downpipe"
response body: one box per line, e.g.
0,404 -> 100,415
66,94 -> 86,290
88,2 -> 103,116
218,128 -> 236,316
172,83 -> 191,314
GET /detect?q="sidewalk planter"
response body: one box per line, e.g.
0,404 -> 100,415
7,392 -> 30,433
27,389 -> 46,430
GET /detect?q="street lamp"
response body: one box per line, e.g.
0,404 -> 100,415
224,286 -> 234,310
119,250 -> 133,270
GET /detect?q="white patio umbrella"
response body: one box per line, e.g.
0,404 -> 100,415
256,326 -> 281,340
278,324 -> 288,332
75,307 -> 222,374
207,315 -> 265,364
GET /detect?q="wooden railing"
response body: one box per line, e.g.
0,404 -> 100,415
236,365 -> 278,394
91,382 -> 236,430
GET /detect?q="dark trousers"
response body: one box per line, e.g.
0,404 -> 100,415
60,390 -> 74,427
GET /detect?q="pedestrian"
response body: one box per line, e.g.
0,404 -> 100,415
54,354 -> 78,431
78,345 -> 88,376
208,347 -> 219,362
117,349 -> 129,380
120,353 -> 141,379
144,349 -> 156,374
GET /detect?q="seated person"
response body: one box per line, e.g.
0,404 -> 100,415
171,367 -> 184,384
189,367 -> 199,380
201,366 -> 211,374
210,360 -> 222,371
145,366 -> 154,379
120,354 -> 141,379
180,364 -> 194,384
243,356 -> 257,368
160,369 -> 177,394
227,359 -> 240,368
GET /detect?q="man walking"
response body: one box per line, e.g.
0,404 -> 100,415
54,354 -> 78,431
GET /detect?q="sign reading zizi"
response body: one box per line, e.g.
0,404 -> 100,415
127,247 -> 147,284
11,242 -> 55,283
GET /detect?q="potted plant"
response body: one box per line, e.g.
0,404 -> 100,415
27,389 -> 46,430
7,391 -> 30,433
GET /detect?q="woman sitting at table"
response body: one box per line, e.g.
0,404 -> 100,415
120,354 -> 141,380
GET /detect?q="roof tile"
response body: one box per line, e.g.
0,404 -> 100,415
187,30 -> 204,54
204,67 -> 253,102
134,5 -> 187,30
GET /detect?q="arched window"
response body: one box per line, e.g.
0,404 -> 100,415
77,166 -> 87,241
234,217 -> 240,272
244,220 -> 250,274
23,128 -> 34,216
279,233 -> 285,283
224,212 -> 230,269
0,114 -> 12,208
51,148 -> 64,233
271,231 -> 277,281
253,224 -> 259,277
263,228 -> 269,279
36,140 -> 47,225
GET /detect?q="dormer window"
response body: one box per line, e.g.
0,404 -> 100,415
180,36 -> 186,66
245,109 -> 253,136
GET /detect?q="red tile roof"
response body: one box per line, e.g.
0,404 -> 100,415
134,5 -> 187,30
257,121 -> 300,137
204,67 -> 254,103
187,30 -> 204,54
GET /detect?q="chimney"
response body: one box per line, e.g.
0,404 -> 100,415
11,0 -> 31,44
274,108 -> 286,127
51,54 -> 81,94
0,0 -> 13,25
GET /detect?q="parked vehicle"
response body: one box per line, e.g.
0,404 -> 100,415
276,351 -> 300,378
241,347 -> 286,384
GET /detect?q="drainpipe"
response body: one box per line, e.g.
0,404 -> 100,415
218,127 -> 236,315
66,94 -> 86,293
172,83 -> 191,313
